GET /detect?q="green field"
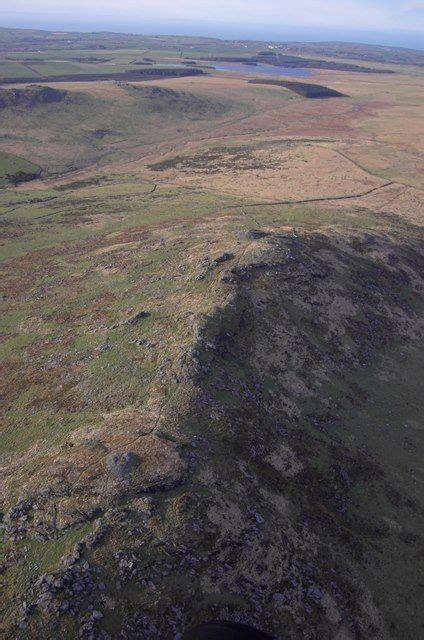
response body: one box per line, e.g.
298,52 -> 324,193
0,151 -> 41,186
2,27 -> 422,85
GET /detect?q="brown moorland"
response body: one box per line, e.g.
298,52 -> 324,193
1,34 -> 424,640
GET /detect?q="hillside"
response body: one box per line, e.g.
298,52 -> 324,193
1,27 -> 424,640
0,85 -> 66,108
272,41 -> 424,67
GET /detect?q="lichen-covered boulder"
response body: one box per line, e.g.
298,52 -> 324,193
105,451 -> 140,479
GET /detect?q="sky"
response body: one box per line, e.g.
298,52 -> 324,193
1,0 -> 424,48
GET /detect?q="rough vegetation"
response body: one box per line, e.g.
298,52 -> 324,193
147,146 -> 280,173
1,27 -> 424,640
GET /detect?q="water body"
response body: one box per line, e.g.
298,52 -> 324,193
213,63 -> 311,77
3,16 -> 423,49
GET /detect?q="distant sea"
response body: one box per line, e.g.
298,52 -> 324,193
1,15 -> 423,51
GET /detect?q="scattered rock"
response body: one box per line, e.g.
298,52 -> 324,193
273,593 -> 286,603
212,252 -> 234,265
307,585 -> 323,602
124,311 -> 151,326
34,564 -> 102,617
110,311 -> 150,329
245,229 -> 269,240
131,497 -> 154,517
2,499 -> 32,540
193,252 -> 235,280
91,610 -> 103,620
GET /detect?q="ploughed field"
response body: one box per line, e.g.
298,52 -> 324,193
1,28 -> 424,640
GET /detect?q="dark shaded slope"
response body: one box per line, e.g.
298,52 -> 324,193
0,85 -> 66,109
0,67 -> 204,85
180,230 -> 424,640
248,79 -> 347,98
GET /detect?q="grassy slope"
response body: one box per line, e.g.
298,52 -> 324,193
0,151 -> 41,186
0,82 -> 240,177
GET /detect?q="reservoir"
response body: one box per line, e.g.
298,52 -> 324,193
213,63 -> 311,77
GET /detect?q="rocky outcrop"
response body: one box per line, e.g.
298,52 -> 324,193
105,451 -> 140,479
